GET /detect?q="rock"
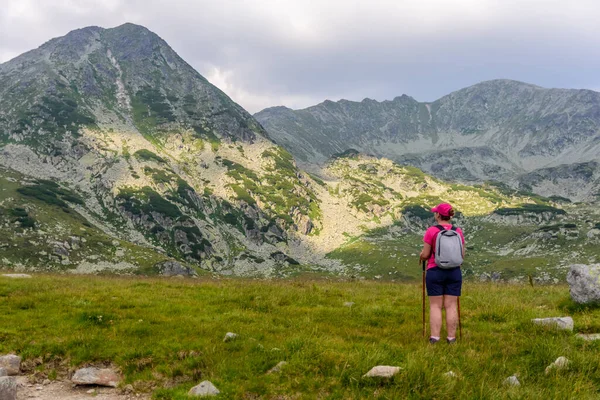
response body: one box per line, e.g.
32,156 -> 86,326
71,367 -> 120,387
1,274 -> 32,278
576,333 -> 600,341
0,368 -> 6,377
0,376 -> 17,400
503,375 -> 520,386
0,355 -> 21,375
444,371 -> 457,378
566,264 -> 600,304
587,229 -> 600,239
156,260 -> 197,277
363,366 -> 402,378
42,379 -> 51,385
188,380 -> 220,397
343,302 -> 355,307
531,317 -> 573,331
267,361 -> 288,374
545,356 -> 570,374
223,332 -> 238,342
52,242 -> 70,257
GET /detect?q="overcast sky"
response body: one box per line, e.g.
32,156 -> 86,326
1,0 -> 599,113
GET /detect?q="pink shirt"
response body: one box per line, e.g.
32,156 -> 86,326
423,224 -> 465,270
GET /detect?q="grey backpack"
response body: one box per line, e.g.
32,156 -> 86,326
434,225 -> 463,269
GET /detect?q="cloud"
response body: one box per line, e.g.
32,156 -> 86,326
1,0 -> 600,112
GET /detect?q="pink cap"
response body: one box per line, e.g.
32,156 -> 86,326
431,203 -> 453,217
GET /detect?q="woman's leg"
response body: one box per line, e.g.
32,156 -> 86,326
429,296 -> 444,338
443,295 -> 458,338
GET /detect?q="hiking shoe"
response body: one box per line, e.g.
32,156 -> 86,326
429,337 -> 440,344
447,338 -> 457,344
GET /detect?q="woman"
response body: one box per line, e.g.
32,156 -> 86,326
419,202 -> 465,344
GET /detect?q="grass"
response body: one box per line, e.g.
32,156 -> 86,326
0,275 -> 599,399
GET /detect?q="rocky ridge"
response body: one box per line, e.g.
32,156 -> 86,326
255,80 -> 600,201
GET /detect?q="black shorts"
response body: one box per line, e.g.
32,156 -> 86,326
426,267 -> 462,296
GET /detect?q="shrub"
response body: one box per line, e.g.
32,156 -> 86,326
494,203 -> 566,216
134,149 -> 165,164
16,180 -> 84,208
402,205 -> 431,220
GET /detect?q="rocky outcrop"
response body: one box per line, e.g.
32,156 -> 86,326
362,366 -> 402,378
0,376 -> 17,400
156,261 -> 197,277
71,367 -> 121,387
0,355 -> 21,376
188,381 -> 220,397
567,264 -> 600,304
531,317 -> 574,331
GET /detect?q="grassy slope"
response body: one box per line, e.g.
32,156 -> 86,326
1,275 -> 599,399
0,167 -> 172,273
327,203 -> 600,282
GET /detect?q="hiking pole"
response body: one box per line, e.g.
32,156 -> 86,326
422,260 -> 426,338
457,297 -> 462,339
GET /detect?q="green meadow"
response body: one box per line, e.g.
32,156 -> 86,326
1,275 -> 600,399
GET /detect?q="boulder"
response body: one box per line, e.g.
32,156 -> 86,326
71,367 -> 120,387
363,366 -> 402,378
576,333 -> 600,341
156,260 -> 197,277
0,376 -> 17,400
223,332 -> 238,342
0,355 -> 21,375
0,368 -> 7,377
188,380 -> 220,397
545,356 -> 570,374
531,317 -> 573,331
566,264 -> 600,304
267,361 -> 288,374
444,371 -> 457,378
503,375 -> 520,386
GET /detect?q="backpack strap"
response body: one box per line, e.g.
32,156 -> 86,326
435,225 -> 445,232
451,226 -> 457,231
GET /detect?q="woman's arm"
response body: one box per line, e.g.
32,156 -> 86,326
420,243 -> 432,261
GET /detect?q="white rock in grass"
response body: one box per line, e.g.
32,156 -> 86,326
531,317 -> 573,331
267,361 -> 288,374
71,367 -> 120,387
503,375 -> 520,386
0,376 -> 17,400
444,370 -> 457,378
363,366 -> 402,378
545,356 -> 570,374
223,332 -> 238,342
343,302 -> 355,307
188,380 -> 220,397
1,274 -> 31,278
0,355 -> 21,376
566,264 -> 600,304
576,333 -> 600,341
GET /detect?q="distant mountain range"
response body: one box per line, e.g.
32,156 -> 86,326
255,80 -> 600,201
0,24 -> 596,277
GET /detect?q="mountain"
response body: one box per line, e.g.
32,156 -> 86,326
1,25 -> 594,279
0,23 -> 320,275
255,80 -> 600,200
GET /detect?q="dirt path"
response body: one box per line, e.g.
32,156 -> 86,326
16,376 -> 150,400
